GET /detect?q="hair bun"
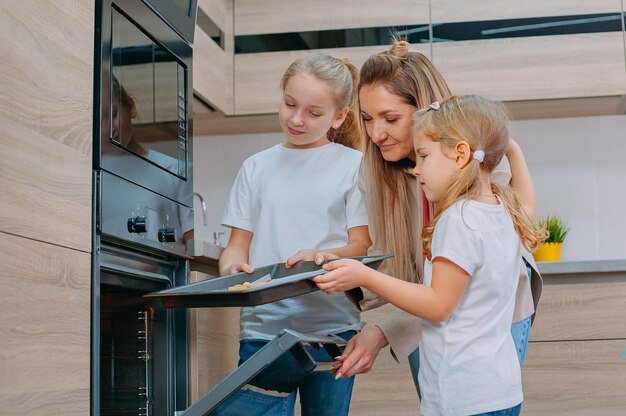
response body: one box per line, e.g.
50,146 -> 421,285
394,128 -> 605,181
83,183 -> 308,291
390,40 -> 410,58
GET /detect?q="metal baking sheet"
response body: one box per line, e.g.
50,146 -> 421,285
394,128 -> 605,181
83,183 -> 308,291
145,254 -> 392,308
179,330 -> 347,416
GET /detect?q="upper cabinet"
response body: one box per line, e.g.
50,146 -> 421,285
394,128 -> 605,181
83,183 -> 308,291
430,0 -> 626,104
218,0 -> 626,117
193,0 -> 234,115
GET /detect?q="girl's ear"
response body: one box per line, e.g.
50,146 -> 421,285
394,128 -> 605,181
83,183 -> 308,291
454,140 -> 472,168
332,107 -> 349,129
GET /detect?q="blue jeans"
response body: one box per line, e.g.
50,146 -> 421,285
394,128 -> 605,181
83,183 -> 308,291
472,403 -> 522,416
215,330 -> 356,416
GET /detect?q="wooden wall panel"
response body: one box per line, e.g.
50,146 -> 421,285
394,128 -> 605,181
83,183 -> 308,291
188,271 -> 241,401
530,275 -> 626,342
522,340 -> 626,415
0,1 -> 93,156
234,44 -> 432,115
234,0 -> 429,35
0,1 -> 92,252
350,304 -> 419,415
0,115 -> 91,252
0,233 -> 91,416
432,32 -> 626,102
431,0 -> 622,23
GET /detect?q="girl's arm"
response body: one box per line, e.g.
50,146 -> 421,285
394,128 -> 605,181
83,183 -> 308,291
285,225 -> 372,267
218,227 -> 254,276
508,139 -> 537,220
314,257 -> 469,322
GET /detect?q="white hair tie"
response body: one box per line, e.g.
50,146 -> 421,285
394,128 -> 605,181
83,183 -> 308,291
428,101 -> 440,111
473,150 -> 485,163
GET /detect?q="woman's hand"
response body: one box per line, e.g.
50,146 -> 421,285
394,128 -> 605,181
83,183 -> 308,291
313,258 -> 372,294
333,326 -> 389,378
285,250 -> 338,268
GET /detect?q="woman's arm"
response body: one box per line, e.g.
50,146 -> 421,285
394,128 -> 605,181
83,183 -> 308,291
314,257 -> 469,322
285,225 -> 372,267
508,139 -> 537,220
218,227 -> 254,276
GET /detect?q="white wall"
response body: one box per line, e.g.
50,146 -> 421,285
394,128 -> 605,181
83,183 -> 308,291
510,114 -> 626,261
192,114 -> 626,261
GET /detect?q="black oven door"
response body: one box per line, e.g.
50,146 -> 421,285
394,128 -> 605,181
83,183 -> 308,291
94,243 -> 189,416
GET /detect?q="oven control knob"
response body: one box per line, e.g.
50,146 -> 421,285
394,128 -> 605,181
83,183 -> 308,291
158,227 -> 176,243
127,216 -> 147,233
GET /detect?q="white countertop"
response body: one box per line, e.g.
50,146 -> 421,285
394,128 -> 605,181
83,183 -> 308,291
537,259 -> 626,275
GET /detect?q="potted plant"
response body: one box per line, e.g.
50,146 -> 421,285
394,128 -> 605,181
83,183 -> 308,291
534,214 -> 570,262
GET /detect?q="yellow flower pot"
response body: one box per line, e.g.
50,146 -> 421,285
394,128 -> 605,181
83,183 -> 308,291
534,242 -> 563,262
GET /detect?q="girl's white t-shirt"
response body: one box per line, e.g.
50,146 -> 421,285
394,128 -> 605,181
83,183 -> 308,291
221,142 -> 368,339
419,199 -> 524,416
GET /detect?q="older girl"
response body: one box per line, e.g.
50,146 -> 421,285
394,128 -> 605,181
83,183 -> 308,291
219,54 -> 371,416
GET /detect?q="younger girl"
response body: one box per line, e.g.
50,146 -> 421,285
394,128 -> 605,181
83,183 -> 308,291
218,54 -> 371,415
314,95 -> 546,415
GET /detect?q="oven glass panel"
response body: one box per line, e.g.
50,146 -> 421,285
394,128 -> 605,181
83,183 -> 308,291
111,8 -> 188,179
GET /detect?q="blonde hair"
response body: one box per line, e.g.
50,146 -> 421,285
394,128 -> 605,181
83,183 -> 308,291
280,54 -> 361,149
359,39 -> 451,283
415,95 -> 548,259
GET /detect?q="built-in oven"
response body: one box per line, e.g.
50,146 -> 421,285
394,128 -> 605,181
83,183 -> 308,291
95,0 -> 194,207
93,0 -> 197,415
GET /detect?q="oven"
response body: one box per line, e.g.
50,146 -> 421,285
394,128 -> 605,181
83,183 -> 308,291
93,0 -> 197,415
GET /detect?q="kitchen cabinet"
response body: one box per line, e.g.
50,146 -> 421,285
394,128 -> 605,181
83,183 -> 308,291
193,0 -> 235,115
0,1 -> 93,414
223,0 -> 626,118
187,268 -> 242,402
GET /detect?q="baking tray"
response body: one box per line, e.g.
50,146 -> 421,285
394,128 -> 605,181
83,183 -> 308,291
178,330 -> 347,416
145,254 -> 392,308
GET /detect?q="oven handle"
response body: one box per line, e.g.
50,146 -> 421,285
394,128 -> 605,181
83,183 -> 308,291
100,261 -> 172,284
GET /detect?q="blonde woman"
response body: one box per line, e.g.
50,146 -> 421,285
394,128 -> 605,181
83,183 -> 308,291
314,40 -> 541,394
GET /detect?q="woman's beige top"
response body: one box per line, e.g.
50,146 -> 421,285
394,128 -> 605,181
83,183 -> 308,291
350,157 -> 543,362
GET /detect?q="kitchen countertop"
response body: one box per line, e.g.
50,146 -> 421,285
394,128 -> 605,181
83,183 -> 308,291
537,259 -> 626,275
187,239 -> 223,275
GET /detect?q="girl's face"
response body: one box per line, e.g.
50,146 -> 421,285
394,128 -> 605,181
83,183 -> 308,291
412,131 -> 458,204
278,73 -> 347,148
359,84 -> 416,162
111,97 -> 136,148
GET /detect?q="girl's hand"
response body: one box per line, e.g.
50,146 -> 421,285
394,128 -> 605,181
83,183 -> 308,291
333,326 -> 388,379
285,250 -> 338,268
225,263 -> 254,275
312,258 -> 371,294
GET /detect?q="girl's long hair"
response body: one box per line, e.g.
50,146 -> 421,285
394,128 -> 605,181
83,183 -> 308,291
359,39 -> 451,283
415,95 -> 548,259
280,54 -> 361,149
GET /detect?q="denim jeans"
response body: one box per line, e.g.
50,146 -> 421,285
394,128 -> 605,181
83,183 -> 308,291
472,403 -> 522,416
214,330 -> 356,416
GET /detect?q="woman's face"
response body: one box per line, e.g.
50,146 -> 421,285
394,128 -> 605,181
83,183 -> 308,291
359,84 -> 416,162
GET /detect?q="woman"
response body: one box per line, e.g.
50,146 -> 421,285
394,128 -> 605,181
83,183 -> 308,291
325,40 -> 542,393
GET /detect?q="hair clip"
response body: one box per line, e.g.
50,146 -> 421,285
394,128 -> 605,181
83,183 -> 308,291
473,150 -> 485,163
429,102 -> 440,111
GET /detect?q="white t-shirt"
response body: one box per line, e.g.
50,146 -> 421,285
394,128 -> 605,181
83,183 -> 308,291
419,199 -> 523,416
221,142 -> 368,339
